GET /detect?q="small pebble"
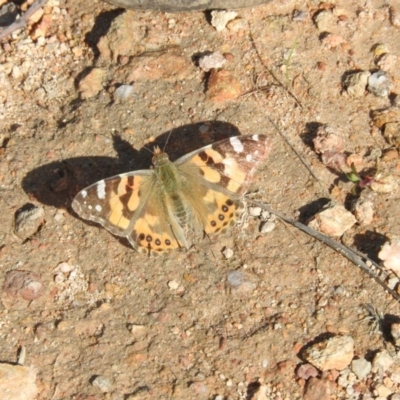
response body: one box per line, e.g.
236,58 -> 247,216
375,383 -> 392,397
91,375 -> 113,393
371,107 -> 400,128
390,6 -> 400,27
367,70 -> 392,97
0,363 -> 37,400
222,247 -> 234,259
377,54 -> 397,72
211,10 -> 238,32
390,322 -> 400,347
206,69 -> 242,103
296,363 -> 319,380
344,71 -> 370,97
302,335 -> 354,371
387,277 -> 399,290
370,175 -> 398,194
383,122 -> 400,146
313,125 -> 344,154
314,10 -> 336,32
259,221 -> 276,233
168,280 -> 179,290
2,270 -> 44,301
260,210 -> 271,221
351,191 -> 374,225
292,10 -> 308,22
56,262 -> 74,274
227,270 -> 244,288
129,324 -> 147,337
78,68 -> 106,99
350,358 -> 371,380
248,206 -> 262,217
378,239 -> 400,276
371,350 -> 395,373
14,204 -> 45,241
303,377 -> 333,400
198,52 -> 226,72
114,84 -> 134,100
308,205 -> 356,237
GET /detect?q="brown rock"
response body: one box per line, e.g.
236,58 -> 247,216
296,363 -> 319,380
303,377 -> 333,400
2,270 -> 44,301
313,125 -> 344,154
371,107 -> 400,129
30,14 -> 53,39
97,11 -> 146,61
0,363 -> 38,400
78,68 -> 107,99
308,205 -> 356,237
206,70 -> 242,103
128,53 -> 193,82
14,204 -> 45,241
302,335 -> 354,371
383,122 -> 400,146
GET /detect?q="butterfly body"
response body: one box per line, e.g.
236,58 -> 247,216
72,134 -> 272,255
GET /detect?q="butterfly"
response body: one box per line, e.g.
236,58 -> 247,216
72,134 -> 272,255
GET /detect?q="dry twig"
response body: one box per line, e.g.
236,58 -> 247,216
0,0 -> 49,41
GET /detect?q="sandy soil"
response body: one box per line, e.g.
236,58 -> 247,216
1,0 -> 400,399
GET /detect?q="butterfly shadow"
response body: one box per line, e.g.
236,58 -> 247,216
21,121 -> 241,247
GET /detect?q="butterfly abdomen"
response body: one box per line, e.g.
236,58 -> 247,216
154,152 -> 190,227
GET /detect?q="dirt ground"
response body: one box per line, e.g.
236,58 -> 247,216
1,0 -> 400,399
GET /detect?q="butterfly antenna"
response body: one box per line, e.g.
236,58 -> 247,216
163,129 -> 174,152
142,145 -> 154,155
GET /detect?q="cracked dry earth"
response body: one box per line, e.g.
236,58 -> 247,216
1,0 -> 400,399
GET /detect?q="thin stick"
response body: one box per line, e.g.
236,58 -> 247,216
248,198 -> 400,302
0,0 -> 49,41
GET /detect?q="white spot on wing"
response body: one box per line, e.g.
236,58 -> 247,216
97,180 -> 106,199
81,190 -> 87,198
252,134 -> 259,141
88,205 -> 92,210
246,154 -> 252,162
230,136 -> 244,153
95,205 -> 102,212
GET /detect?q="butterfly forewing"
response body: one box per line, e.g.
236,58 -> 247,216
72,170 -> 153,237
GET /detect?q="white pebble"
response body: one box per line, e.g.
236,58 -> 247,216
168,280 -> 179,290
211,10 -> 238,31
259,221 -> 276,233
368,70 -> 392,97
222,247 -> 234,259
198,52 -> 226,72
114,84 -> 134,100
